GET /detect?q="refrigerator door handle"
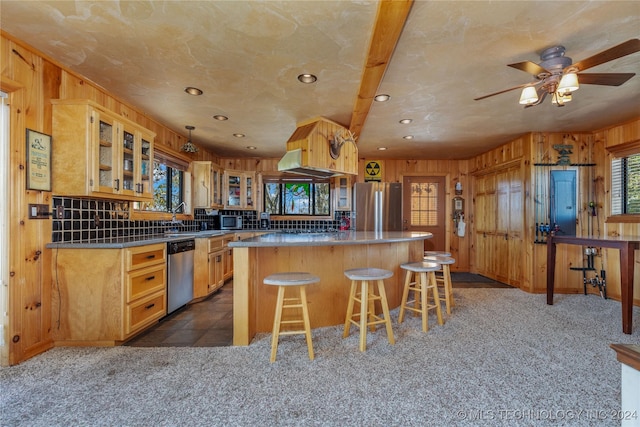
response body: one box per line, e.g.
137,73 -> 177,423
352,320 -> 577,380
374,190 -> 380,232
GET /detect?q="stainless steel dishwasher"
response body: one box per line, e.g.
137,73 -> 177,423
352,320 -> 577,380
167,239 -> 195,314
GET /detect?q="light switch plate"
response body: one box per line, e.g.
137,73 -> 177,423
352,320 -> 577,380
28,204 -> 51,219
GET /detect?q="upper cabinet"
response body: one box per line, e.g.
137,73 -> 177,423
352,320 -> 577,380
333,175 -> 352,211
52,99 -> 155,201
223,170 -> 261,210
192,161 -> 223,208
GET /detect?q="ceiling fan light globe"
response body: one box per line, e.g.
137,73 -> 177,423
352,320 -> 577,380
558,73 -> 579,93
519,87 -> 539,105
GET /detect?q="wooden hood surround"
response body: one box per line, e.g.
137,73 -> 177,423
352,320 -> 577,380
278,117 -> 358,178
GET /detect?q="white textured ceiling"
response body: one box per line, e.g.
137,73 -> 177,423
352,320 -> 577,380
1,1 -> 639,160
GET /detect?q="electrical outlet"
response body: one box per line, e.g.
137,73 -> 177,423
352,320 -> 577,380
56,205 -> 64,219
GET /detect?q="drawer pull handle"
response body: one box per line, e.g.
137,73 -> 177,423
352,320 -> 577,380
146,255 -> 156,259
145,275 -> 156,281
145,303 -> 155,310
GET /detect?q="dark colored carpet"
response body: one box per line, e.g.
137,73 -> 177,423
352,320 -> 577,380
451,272 -> 512,288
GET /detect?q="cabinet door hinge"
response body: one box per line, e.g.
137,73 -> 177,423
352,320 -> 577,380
90,116 -> 94,124
89,179 -> 94,187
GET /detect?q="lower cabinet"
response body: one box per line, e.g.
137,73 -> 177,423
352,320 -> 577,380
223,235 -> 237,282
194,235 -> 226,299
52,243 -> 167,345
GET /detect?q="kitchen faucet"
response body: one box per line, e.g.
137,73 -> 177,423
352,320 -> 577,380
171,202 -> 186,223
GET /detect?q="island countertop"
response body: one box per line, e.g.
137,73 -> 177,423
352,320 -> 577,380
228,230 -> 432,248
232,230 -> 432,346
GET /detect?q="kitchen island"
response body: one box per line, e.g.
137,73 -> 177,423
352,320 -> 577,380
228,231 -> 432,345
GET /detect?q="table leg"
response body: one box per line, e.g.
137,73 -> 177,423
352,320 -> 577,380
620,243 -> 634,335
546,237 -> 557,305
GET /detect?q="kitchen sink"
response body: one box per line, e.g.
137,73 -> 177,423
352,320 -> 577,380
165,231 -> 224,238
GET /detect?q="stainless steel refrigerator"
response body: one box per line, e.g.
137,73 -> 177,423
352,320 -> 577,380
353,182 -> 402,231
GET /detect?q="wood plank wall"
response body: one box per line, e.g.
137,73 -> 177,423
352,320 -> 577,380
1,32 -> 220,365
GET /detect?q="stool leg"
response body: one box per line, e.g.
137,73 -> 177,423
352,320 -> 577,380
343,280 -> 358,338
398,270 -> 412,323
367,283 -> 376,332
429,271 -> 444,326
413,272 -> 422,316
270,286 -> 286,363
299,286 -> 314,361
444,265 -> 455,309
419,272 -> 429,332
376,279 -> 395,345
359,280 -> 369,352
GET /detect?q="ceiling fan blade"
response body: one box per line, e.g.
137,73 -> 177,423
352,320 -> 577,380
474,82 -> 534,101
508,61 -> 550,76
570,38 -> 640,72
577,72 -> 636,86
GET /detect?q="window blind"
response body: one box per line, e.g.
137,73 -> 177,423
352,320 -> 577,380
611,153 -> 640,215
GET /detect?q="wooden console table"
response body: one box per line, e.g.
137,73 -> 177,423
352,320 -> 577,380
547,235 -> 639,334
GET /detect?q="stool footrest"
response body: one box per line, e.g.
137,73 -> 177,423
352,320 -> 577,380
278,329 -> 307,336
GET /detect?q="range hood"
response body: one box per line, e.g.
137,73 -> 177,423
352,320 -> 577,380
278,149 -> 340,178
278,117 -> 358,178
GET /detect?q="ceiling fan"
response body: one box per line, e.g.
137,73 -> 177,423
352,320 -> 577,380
474,38 -> 640,107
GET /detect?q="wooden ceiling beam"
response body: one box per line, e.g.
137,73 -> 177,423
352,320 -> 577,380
349,0 -> 413,138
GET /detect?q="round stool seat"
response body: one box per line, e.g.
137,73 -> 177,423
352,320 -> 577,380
401,261 -> 441,272
424,255 -> 456,265
264,272 -> 320,286
344,268 -> 393,281
424,250 -> 451,257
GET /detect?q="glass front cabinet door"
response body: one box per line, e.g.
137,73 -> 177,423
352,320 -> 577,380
52,99 -> 155,201
223,170 -> 257,209
333,176 -> 352,211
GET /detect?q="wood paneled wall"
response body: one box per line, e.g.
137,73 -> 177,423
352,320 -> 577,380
1,31 -> 220,365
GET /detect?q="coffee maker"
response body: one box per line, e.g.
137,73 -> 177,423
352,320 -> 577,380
259,212 -> 271,229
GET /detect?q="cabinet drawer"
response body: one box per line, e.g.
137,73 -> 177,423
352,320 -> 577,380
126,291 -> 166,335
125,243 -> 166,271
126,264 -> 166,303
208,237 -> 225,252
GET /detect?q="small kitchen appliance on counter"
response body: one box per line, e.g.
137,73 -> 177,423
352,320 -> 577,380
260,212 -> 271,229
216,214 -> 243,230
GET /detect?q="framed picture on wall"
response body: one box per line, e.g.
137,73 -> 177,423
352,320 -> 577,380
26,129 -> 51,191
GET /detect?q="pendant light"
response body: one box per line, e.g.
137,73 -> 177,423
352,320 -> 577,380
181,125 -> 199,153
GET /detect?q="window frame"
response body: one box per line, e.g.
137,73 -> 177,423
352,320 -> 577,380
131,146 -> 192,220
611,152 -> 640,217
262,176 -> 332,219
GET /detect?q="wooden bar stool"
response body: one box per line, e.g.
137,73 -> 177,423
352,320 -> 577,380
424,255 -> 456,314
343,268 -> 395,352
264,272 -> 320,362
398,261 -> 444,332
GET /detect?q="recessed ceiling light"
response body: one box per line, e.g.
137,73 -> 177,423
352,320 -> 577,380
233,133 -> 245,138
374,94 -> 390,102
378,147 -> 388,151
185,87 -> 203,96
213,115 -> 228,121
246,146 -> 257,150
399,119 -> 412,124
403,135 -> 414,140
297,73 -> 317,84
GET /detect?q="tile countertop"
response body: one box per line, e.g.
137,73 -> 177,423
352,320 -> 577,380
44,229 -> 267,249
228,231 -> 433,248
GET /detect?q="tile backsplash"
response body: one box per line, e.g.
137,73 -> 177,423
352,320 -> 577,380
52,196 -> 350,243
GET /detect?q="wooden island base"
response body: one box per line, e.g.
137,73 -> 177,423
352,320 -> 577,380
232,239 -> 426,345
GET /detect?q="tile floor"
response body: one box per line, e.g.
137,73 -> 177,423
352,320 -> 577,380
125,281 -> 234,347
126,273 -> 509,348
